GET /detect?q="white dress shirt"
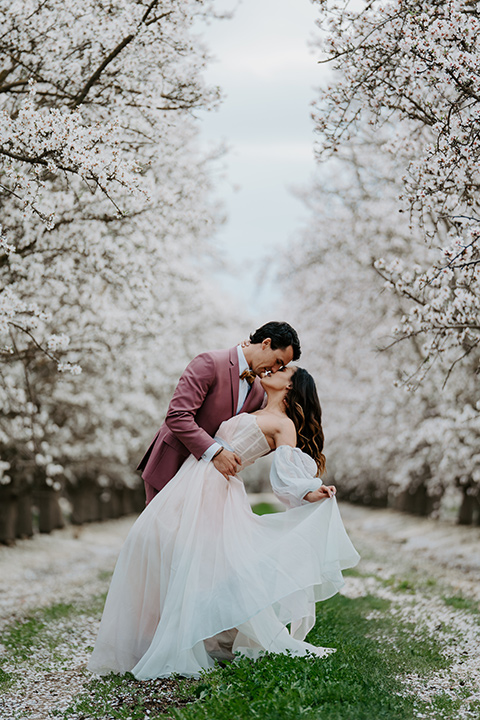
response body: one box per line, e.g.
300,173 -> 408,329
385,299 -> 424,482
202,346 -> 252,462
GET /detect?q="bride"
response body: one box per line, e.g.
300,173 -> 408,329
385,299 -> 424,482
87,365 -> 359,679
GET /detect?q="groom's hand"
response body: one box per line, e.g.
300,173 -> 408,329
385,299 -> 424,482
213,449 -> 242,480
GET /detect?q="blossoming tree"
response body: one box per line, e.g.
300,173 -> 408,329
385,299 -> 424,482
0,0 -> 232,540
282,0 -> 480,524
312,0 -> 480,373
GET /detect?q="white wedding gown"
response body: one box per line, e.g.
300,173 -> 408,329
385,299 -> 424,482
88,413 -> 360,679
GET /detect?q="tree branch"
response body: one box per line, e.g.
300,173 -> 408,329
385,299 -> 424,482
71,5 -> 173,108
442,338 -> 480,388
372,263 -> 426,305
0,79 -> 30,93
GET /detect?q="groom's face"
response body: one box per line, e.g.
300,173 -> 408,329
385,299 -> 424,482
251,339 -> 294,377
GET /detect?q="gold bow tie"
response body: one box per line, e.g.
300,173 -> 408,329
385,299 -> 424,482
240,369 -> 256,386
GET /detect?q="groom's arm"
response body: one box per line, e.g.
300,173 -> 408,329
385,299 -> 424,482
165,352 -> 219,461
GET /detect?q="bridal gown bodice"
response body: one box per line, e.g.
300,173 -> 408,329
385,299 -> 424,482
216,413 -> 324,508
87,411 -> 360,680
214,413 -> 271,466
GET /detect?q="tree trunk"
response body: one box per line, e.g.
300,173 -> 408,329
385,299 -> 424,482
36,489 -> 64,533
70,488 -> 87,525
16,492 -> 34,538
85,488 -> 100,522
412,484 -> 428,516
475,499 -> 480,526
97,490 -> 112,521
109,489 -> 121,519
133,485 -> 146,513
0,489 -> 17,545
395,489 -> 415,514
119,487 -> 136,516
458,488 -> 474,525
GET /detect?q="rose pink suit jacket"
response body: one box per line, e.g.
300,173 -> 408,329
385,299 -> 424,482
137,347 -> 265,494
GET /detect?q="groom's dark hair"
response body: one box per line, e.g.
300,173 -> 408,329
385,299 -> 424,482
249,321 -> 301,361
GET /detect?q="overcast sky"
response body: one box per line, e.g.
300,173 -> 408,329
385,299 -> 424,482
197,0 -> 329,315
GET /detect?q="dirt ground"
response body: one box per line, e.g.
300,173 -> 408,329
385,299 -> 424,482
339,502 -> 480,600
0,515 -> 135,630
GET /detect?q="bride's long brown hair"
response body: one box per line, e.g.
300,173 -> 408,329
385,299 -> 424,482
285,368 -> 326,477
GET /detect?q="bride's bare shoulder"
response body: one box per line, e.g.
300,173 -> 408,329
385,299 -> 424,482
254,412 -> 296,446
275,416 -> 296,447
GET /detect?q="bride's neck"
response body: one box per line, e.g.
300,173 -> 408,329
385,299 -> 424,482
263,389 -> 287,416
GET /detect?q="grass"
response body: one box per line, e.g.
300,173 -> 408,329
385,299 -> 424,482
251,502 -> 280,516
0,668 -> 13,691
166,594 -> 453,720
443,595 -> 479,615
1,573 -> 478,719
2,602 -> 76,660
55,591 -> 464,720
341,567 -> 364,578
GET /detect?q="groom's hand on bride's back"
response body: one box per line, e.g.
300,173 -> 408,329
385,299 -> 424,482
213,449 -> 242,480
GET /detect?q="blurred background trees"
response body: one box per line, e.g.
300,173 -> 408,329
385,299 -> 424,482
283,0 -> 480,524
0,0 -> 233,541
2,0 -> 480,542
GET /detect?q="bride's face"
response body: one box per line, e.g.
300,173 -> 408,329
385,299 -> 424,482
260,365 -> 295,393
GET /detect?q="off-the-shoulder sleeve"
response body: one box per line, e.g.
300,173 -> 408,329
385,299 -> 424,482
270,446 -> 323,509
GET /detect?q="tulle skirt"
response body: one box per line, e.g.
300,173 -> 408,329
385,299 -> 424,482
87,455 -> 360,679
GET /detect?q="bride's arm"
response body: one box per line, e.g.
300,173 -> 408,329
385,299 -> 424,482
274,420 -> 335,500
269,419 -> 336,507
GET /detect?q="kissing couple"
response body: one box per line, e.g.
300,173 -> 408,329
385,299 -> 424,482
88,321 -> 359,679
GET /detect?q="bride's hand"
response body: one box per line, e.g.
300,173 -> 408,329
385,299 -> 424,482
240,339 -> 250,348
304,485 -> 336,502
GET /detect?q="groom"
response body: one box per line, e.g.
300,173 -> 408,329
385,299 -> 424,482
138,321 -> 301,504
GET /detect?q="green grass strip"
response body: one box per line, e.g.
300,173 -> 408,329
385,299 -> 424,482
443,595 -> 479,615
167,594 -> 452,720
1,603 -> 75,661
0,668 -> 13,691
61,592 -> 458,720
251,502 -> 280,516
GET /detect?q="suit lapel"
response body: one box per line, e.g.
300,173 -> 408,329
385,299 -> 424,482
228,347 -> 240,416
